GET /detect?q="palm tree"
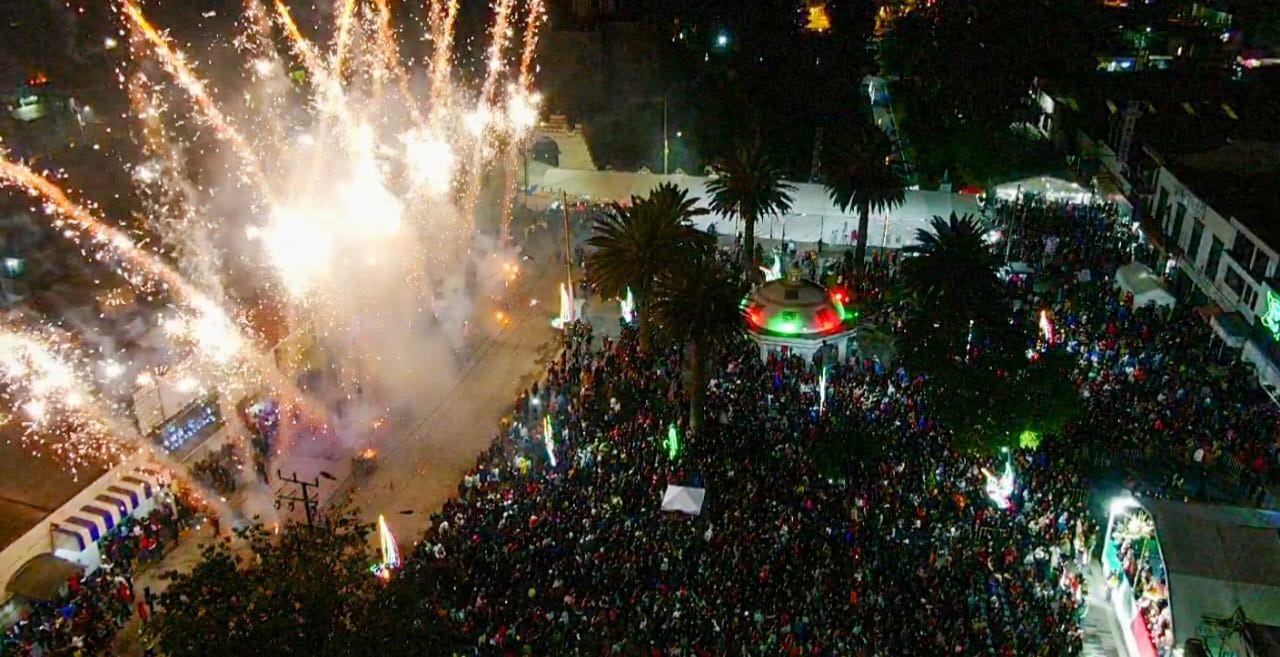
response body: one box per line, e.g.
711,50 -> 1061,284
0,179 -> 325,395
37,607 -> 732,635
902,212 -> 1000,297
898,212 -> 1002,365
650,252 -> 747,438
588,182 -> 712,351
704,140 -> 795,276
823,127 -> 905,271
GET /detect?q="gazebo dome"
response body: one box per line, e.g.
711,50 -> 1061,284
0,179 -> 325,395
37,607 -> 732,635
743,266 -> 856,338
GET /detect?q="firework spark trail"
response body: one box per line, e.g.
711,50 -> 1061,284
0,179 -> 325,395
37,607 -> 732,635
0,158 -> 208,302
272,0 -> 327,78
123,38 -> 201,237
499,0 -> 547,238
332,0 -> 361,77
125,69 -> 207,277
240,0 -> 279,49
14,0 -> 543,475
0,327 -> 133,472
517,0 -> 545,89
458,0 -> 521,233
237,0 -> 292,155
120,0 -> 266,185
498,151 -> 520,242
480,0 -> 520,106
425,0 -> 459,121
0,158 -> 249,376
371,0 -> 425,125
272,0 -> 361,135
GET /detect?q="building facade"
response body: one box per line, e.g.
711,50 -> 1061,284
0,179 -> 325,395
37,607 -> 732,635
1147,165 -> 1280,392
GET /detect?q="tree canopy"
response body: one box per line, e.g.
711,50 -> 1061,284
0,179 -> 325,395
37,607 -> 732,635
895,213 -> 1081,451
143,509 -> 450,657
822,126 -> 905,269
650,250 -> 748,436
588,182 -> 713,350
704,141 -> 795,273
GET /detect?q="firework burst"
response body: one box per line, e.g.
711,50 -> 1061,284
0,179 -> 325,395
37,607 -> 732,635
0,0 -> 545,467
0,325 -> 133,474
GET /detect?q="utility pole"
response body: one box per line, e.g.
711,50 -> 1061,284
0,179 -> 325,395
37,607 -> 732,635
662,96 -> 669,175
275,470 -> 320,528
561,191 -> 573,286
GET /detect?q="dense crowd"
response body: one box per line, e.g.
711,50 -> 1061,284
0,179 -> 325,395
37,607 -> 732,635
2,503 -> 178,656
403,195 -> 1278,656
419,322 -> 1091,655
993,196 -> 1278,498
189,444 -> 242,496
9,194 -> 1278,656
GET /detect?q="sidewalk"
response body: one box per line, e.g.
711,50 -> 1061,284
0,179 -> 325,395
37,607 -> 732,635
1081,559 -> 1128,657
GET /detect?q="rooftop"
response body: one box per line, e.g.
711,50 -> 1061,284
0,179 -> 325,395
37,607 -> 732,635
0,421 -> 104,551
1054,71 -> 1280,244
1140,498 -> 1280,649
743,268 -> 856,339
1170,141 -> 1280,245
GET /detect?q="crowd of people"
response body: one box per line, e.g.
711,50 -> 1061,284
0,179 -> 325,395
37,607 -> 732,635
418,320 -> 1092,655
2,503 -> 178,656
402,194 -> 1278,656
993,196 -> 1278,500
9,192 -> 1278,656
189,444 -> 242,496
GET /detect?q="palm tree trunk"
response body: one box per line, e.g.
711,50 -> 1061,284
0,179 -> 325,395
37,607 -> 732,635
638,303 -> 652,353
689,336 -> 706,438
741,205 -> 756,276
855,206 -> 870,271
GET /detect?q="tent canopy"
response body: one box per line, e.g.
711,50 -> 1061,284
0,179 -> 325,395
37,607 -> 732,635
1211,312 -> 1250,349
1116,262 -> 1175,308
1142,499 -> 1280,649
533,168 -> 981,248
661,485 -> 706,516
993,176 -> 1093,203
6,553 -> 83,602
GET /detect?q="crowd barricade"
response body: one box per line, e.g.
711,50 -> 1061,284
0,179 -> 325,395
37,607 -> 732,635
1220,455 -> 1244,482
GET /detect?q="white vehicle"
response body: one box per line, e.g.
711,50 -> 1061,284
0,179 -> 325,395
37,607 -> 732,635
10,94 -> 47,122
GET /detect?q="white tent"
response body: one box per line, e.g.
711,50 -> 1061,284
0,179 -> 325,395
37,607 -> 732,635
660,485 -> 706,516
532,168 -> 982,249
1115,262 -> 1175,308
993,176 -> 1093,204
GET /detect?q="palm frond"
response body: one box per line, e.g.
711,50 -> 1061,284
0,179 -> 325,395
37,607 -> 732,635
588,184 -> 714,300
822,126 -> 906,216
651,254 -> 748,352
705,141 -> 796,220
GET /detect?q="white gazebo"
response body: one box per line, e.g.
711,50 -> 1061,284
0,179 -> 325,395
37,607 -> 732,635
742,267 -> 860,362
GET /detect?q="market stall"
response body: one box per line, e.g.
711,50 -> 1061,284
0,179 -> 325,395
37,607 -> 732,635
1115,263 -> 1176,308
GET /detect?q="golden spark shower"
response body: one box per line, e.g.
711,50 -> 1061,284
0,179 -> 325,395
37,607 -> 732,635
0,0 -> 544,468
